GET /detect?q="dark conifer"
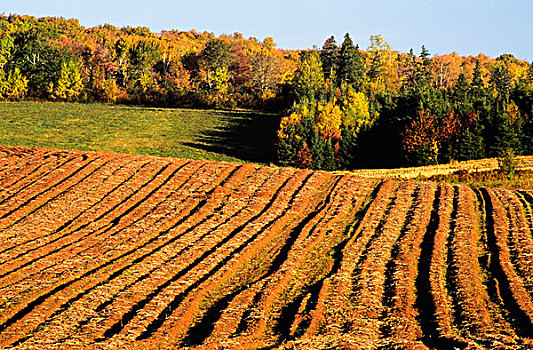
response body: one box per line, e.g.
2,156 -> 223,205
471,60 -> 484,88
337,33 -> 366,92
320,36 -> 339,81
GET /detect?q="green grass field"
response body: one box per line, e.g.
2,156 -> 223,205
0,102 -> 281,163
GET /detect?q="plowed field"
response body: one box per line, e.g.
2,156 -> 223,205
0,146 -> 532,349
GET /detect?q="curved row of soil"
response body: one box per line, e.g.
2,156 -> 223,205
0,147 -> 532,349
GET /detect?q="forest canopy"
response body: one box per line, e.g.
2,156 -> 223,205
1,14 -> 532,168
0,14 -> 297,108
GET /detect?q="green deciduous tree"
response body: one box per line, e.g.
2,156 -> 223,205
198,38 -> 236,90
12,29 -> 70,97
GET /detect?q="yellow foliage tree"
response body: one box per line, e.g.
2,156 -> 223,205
315,100 -> 342,138
212,66 -> 230,94
340,88 -> 372,132
102,78 -> 122,102
277,105 -> 309,140
49,60 -> 84,100
0,68 -> 28,100
292,51 -> 325,100
367,34 -> 400,95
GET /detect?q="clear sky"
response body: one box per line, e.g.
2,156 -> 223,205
2,0 -> 532,61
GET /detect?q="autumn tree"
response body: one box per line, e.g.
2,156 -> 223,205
431,53 -> 463,90
249,48 -> 282,97
526,61 -> 533,84
197,38 -> 235,90
367,34 -> 398,95
49,60 -> 84,100
292,50 -> 325,101
1,14 -> 531,167
0,67 -> 28,100
276,103 -> 330,169
82,43 -> 120,102
401,109 -> 439,165
0,30 -> 14,70
340,87 -> 372,131
337,87 -> 374,168
315,99 -> 342,138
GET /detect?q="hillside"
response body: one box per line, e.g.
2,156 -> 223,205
0,102 -> 280,164
0,146 -> 532,349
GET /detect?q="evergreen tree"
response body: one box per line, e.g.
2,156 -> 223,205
339,124 -> 358,169
276,124 -> 302,167
320,36 -> 338,81
416,45 -> 432,89
299,116 -> 326,169
485,109 -> 521,157
452,73 -> 469,104
322,139 -> 337,170
471,60 -> 484,88
512,79 -> 533,154
337,33 -> 366,92
490,64 -> 511,100
522,116 -> 533,154
401,49 -> 418,92
420,45 -> 430,60
455,121 -> 485,160
452,73 -> 474,119
470,59 -> 488,109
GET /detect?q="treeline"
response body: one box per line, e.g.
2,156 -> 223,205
277,34 -> 533,168
0,14 -> 297,109
1,14 -> 532,168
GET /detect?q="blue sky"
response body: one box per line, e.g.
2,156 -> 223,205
2,0 -> 532,61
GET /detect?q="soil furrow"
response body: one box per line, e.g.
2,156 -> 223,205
0,153 -> 99,224
0,160 -> 176,284
117,170 -> 316,344
480,188 -> 533,338
379,182 -> 436,348
0,158 -> 152,261
11,165 -> 270,347
181,175 -> 354,347
0,162 -> 240,346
